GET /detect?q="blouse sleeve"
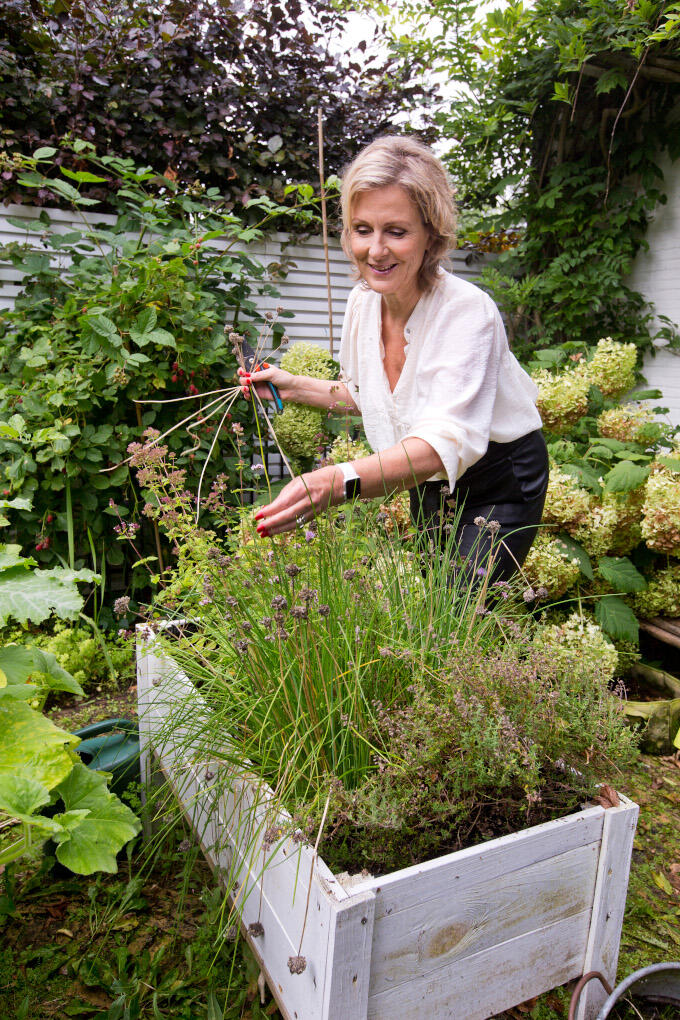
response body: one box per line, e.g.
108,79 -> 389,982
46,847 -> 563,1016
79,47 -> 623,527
402,291 -> 505,491
338,285 -> 363,412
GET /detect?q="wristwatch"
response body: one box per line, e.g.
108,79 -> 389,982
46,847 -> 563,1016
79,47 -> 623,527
338,461 -> 361,501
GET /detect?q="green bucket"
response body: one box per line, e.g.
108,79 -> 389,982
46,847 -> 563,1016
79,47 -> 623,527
623,665 -> 680,755
74,718 -> 140,795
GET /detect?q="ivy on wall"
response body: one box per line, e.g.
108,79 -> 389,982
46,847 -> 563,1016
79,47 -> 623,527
390,0 -> 680,356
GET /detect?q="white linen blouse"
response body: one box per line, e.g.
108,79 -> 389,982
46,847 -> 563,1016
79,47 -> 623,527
338,269 -> 542,491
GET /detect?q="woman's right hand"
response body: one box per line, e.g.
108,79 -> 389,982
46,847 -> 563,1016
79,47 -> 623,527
237,364 -> 296,403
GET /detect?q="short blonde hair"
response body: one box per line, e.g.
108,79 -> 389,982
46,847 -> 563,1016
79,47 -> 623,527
340,135 -> 457,292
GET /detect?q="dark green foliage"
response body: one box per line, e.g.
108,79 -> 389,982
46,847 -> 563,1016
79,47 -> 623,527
395,0 -> 680,355
0,0 -> 433,211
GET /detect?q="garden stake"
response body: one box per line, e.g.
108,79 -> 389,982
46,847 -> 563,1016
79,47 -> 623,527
317,107 -> 334,359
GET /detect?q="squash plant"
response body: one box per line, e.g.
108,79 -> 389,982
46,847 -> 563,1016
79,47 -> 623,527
0,497 -> 140,875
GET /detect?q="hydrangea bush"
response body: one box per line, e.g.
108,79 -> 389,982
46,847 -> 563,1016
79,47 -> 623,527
273,343 -> 338,467
529,335 -> 680,641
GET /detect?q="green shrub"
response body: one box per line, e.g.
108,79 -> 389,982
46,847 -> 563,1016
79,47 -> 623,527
0,144 -> 314,595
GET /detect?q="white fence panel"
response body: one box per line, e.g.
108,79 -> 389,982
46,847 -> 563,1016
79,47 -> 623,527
0,205 -> 491,354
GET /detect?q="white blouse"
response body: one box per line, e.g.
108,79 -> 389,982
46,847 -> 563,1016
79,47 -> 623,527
338,270 -> 542,491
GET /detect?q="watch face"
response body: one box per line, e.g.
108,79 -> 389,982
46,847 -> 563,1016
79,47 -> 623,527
344,476 -> 361,500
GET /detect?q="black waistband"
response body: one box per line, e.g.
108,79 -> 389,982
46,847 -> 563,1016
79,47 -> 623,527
416,429 -> 545,493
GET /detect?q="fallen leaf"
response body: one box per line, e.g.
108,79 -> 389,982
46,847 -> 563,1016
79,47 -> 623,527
56,928 -> 74,938
545,992 -> 567,1015
595,784 -> 620,809
652,872 -> 674,896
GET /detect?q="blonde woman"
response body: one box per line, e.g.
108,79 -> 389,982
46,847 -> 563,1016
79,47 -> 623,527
240,136 -> 548,580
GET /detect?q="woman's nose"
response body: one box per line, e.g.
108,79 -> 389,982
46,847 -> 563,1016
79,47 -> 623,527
368,232 -> 387,258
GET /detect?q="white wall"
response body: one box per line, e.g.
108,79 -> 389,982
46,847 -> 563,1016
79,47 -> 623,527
628,153 -> 680,427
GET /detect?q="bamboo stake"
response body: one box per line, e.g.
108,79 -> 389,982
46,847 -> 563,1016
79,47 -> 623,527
317,108 -> 334,359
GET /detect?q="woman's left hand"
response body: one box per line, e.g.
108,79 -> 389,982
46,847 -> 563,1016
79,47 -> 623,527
254,466 -> 345,537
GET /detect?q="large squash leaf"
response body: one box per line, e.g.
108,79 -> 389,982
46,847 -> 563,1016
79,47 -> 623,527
0,565 -> 85,626
0,699 -> 80,789
0,773 -> 57,830
0,644 -> 83,697
52,764 -> 141,874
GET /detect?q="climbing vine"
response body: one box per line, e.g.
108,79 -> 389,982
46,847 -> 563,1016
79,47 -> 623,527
390,0 -> 680,355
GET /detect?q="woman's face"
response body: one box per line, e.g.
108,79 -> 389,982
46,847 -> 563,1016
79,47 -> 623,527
349,185 -> 430,305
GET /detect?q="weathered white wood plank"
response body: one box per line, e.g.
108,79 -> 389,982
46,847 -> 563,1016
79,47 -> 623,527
324,890 -> 376,1020
367,909 -> 593,1020
368,841 -> 600,996
136,635 -> 356,1020
576,796 -> 639,1020
358,805 -> 606,920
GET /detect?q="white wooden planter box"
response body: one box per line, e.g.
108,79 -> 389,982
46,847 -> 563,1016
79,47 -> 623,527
137,628 -> 639,1020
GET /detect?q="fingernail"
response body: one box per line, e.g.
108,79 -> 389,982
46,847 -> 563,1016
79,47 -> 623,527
263,362 -> 270,368
254,511 -> 264,521
257,526 -> 269,538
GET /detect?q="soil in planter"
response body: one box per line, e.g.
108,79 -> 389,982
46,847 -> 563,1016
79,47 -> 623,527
317,783 -> 592,876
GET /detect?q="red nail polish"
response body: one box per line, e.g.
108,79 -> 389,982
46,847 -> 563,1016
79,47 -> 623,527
254,511 -> 264,521
257,526 -> 269,538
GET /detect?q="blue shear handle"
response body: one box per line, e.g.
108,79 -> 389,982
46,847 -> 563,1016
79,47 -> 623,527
266,381 -> 284,413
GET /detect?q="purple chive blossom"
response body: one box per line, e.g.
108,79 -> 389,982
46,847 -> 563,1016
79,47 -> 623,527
271,594 -> 288,611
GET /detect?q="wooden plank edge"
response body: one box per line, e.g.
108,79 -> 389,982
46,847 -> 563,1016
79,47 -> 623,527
639,619 -> 680,650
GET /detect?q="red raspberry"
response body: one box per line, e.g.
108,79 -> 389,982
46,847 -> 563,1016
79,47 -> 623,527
46,513 -> 53,523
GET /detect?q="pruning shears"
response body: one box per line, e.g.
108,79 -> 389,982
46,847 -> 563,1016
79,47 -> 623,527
241,338 -> 284,412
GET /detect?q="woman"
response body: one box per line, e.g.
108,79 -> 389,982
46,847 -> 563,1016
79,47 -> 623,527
239,136 -> 548,581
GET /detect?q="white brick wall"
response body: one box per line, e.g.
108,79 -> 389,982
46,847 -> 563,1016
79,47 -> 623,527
628,153 -> 680,427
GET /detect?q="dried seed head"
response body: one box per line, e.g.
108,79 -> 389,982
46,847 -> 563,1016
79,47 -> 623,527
287,955 -> 307,975
248,921 -> 265,938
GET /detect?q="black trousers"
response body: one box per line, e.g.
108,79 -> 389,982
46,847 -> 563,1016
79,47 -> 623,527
409,430 -> 549,583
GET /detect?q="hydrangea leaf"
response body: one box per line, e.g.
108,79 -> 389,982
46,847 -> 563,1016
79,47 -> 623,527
53,763 -> 141,875
0,699 -> 80,789
0,565 -> 85,626
603,460 -> 650,494
597,556 -> 647,593
561,462 -> 602,494
595,595 -> 639,643
555,533 -> 594,580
